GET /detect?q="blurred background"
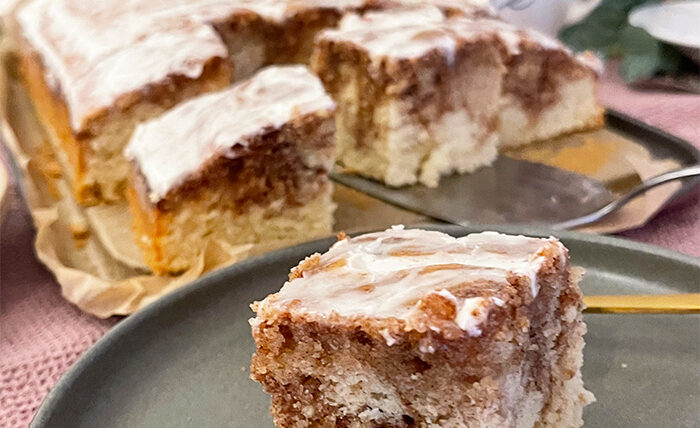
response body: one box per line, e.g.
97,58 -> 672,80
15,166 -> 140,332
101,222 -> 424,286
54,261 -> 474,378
503,0 -> 699,92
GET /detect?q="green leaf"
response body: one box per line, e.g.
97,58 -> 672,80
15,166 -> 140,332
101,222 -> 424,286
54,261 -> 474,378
559,0 -> 658,55
620,53 -> 660,82
618,25 -> 659,55
617,25 -> 662,82
557,0 -> 697,83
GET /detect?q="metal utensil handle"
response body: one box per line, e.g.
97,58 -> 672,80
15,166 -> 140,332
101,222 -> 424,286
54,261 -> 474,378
583,293 -> 700,314
554,164 -> 700,230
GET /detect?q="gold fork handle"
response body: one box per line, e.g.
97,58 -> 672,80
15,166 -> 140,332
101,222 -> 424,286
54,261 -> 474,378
583,293 -> 700,314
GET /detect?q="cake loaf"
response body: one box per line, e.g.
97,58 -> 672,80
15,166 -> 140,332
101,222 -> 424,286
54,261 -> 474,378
125,65 -> 336,275
251,226 -> 594,427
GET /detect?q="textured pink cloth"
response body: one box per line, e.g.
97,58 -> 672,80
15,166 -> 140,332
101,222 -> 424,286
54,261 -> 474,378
596,64 -> 700,254
0,188 -> 117,428
1,65 -> 699,428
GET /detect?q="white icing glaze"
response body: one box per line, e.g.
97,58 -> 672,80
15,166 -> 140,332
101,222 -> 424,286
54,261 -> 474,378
472,18 -> 602,74
379,328 -> 398,346
173,0 -> 368,24
322,7 -> 599,77
270,228 -> 566,334
575,51 -> 605,76
391,0 -> 492,15
324,6 -> 463,62
17,0 -> 367,133
124,65 -> 335,203
18,0 -> 228,132
428,290 -> 491,336
454,296 -> 488,336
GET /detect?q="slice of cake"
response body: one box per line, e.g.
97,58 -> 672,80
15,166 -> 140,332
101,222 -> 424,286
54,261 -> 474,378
251,226 -> 594,427
124,65 -> 336,275
311,6 -> 507,187
17,0 -> 231,204
490,20 -> 604,148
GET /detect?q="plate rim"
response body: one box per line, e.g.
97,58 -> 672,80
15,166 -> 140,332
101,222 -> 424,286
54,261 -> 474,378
629,0 -> 700,50
29,224 -> 700,427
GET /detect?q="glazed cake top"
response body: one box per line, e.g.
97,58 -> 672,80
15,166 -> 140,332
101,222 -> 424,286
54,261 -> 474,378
125,65 -> 335,203
320,6 -> 474,61
319,5 -> 600,72
262,226 -> 566,337
18,0 -> 227,133
460,17 -> 604,73
171,0 -> 369,23
386,0 -> 493,16
17,0 -> 368,133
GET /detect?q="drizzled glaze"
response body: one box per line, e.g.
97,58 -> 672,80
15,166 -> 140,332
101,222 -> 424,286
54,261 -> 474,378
269,226 -> 565,336
319,5 -> 601,72
18,0 -> 228,133
322,7 -> 474,62
124,65 -> 335,203
462,17 -> 604,74
17,0 -> 368,133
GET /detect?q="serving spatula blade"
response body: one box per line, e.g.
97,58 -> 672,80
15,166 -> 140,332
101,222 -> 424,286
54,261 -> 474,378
332,156 -> 615,227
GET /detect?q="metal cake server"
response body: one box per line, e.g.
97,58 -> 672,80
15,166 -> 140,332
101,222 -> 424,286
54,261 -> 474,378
331,158 -> 700,229
552,164 -> 700,229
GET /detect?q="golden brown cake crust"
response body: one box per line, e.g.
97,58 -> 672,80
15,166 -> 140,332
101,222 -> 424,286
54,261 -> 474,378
18,45 -> 87,200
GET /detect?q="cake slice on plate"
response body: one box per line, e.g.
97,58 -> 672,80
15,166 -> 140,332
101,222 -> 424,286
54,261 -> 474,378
125,65 -> 336,275
311,6 -> 507,187
251,226 -> 593,427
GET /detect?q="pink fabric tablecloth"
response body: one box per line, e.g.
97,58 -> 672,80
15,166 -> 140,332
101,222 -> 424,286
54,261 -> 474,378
1,66 -> 699,428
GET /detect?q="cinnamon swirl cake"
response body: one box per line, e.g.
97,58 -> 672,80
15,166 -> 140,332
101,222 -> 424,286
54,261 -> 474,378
16,0 -> 376,204
311,5 -> 602,187
17,0 -> 230,204
490,20 -> 604,148
251,226 -> 593,427
125,66 -> 336,274
312,6 -> 506,188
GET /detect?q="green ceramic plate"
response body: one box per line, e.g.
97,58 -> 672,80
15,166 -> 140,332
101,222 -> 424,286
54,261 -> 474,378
30,225 -> 700,427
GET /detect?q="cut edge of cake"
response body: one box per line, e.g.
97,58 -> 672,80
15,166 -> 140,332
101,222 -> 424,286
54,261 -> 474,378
493,22 -> 604,148
311,6 -> 507,188
311,5 -> 604,187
